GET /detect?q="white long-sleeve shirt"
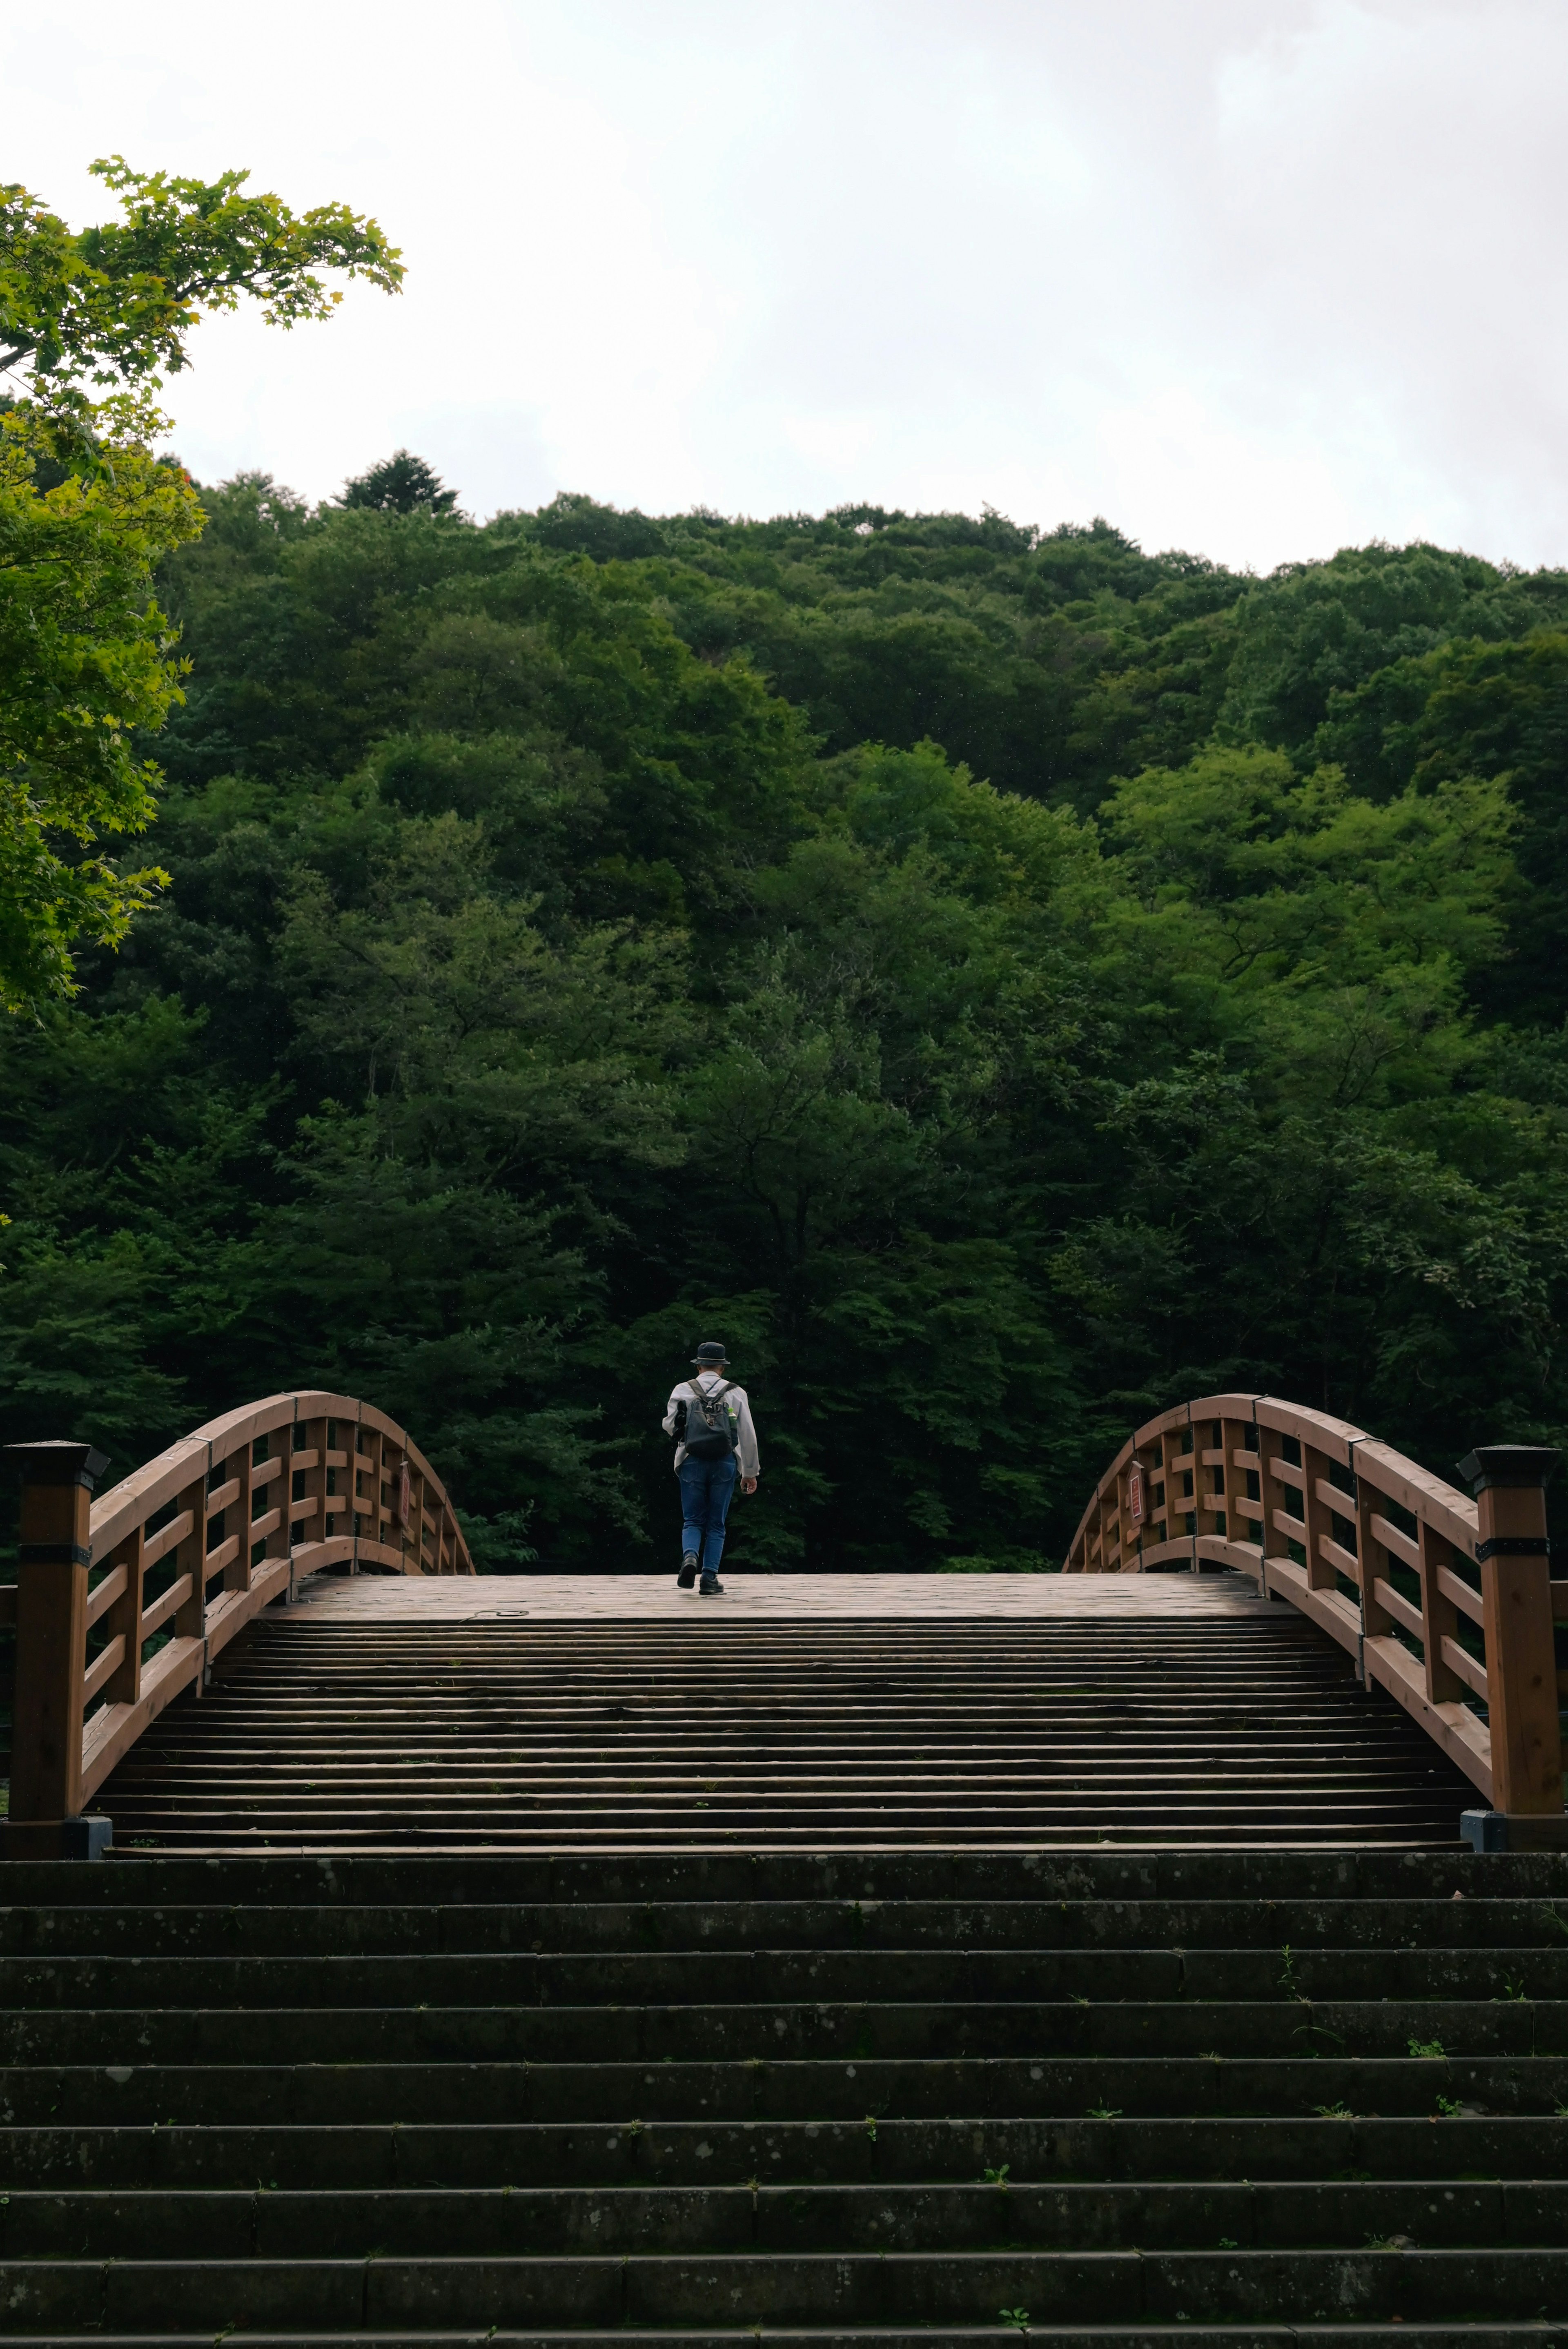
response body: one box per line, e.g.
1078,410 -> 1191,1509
663,1373 -> 761,1478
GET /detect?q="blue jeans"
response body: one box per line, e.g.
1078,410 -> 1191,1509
679,1453 -> 737,1572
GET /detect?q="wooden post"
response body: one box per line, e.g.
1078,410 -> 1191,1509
1414,1517 -> 1466,1706
1193,1417 -> 1220,1546
286,1412 -> 323,1590
1158,1423 -> 1193,1556
1458,1446 -> 1561,1818
1223,1415 -> 1262,1568
347,1417 -> 363,1570
1126,1453 -> 1148,1569
369,1426 -> 390,1554
1112,1462 -> 1133,1574
1351,1443 -> 1388,1660
1216,1417 -> 1242,1544
3,1440 -> 111,1858
225,1437 -> 254,1596
102,1521 -> 146,1709
1299,1442 -> 1338,1594
254,1431 -> 286,1569
303,1413 -> 328,1555
394,1451 -> 413,1570
172,1460 -> 208,1653
411,1461 -> 430,1576
322,1417 -> 349,1556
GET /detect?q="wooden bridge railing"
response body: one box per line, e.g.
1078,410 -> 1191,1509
0,1390 -> 473,1858
1067,1393 -> 1564,1847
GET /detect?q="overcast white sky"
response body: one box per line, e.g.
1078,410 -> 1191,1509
5,1 -> 1564,571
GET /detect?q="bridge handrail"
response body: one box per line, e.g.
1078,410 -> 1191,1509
1066,1392 -> 1564,1823
3,1390 -> 473,1848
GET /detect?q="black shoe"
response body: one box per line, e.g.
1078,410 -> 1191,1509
677,1555 -> 698,1589
699,1570 -> 724,1596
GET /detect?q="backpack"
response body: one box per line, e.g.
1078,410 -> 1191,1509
681,1378 -> 737,1462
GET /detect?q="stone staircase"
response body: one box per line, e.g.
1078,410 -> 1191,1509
2,1845 -> 1568,2343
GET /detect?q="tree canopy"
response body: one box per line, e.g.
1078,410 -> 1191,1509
0,159 -> 401,1013
339,450 -> 459,517
0,157 -> 401,412
3,479 -> 1566,1568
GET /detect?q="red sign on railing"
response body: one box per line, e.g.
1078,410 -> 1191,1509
1127,1458 -> 1146,1527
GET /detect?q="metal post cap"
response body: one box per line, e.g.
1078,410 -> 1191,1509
1456,1445 -> 1559,1494
3,1440 -> 110,1491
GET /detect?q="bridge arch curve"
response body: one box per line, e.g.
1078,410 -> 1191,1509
3,1389 -> 470,1849
1067,1391 -> 1564,1834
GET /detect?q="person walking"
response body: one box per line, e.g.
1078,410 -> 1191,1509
664,1341 -> 760,1594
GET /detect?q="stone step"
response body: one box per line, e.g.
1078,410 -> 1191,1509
8,1596 -> 1564,2341
2,2112 -> 1559,2189
2,1894 -> 1555,1957
4,2176 -> 1568,2258
1,2333 -> 1562,2349
0,2333 -> 1561,2349
103,1794 -> 1470,1848
5,1948 -> 1565,2008
4,2244 -> 1568,2332
3,1996 -> 1564,2069
4,2052 -> 1566,2126
7,1849 -> 1542,1906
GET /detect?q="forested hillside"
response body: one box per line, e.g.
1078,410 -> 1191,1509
4,464 -> 1567,1570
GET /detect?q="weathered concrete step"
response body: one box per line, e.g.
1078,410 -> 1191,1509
3,1998 -> 1562,2070
7,1947 -> 1565,2008
107,1788 -> 1461,1823
1,1895 -> 1553,1959
4,2113 -> 1562,2190
0,2330 -> 1560,2349
1,2331 -> 1562,2349
4,2053 -> 1566,2126
3,2177 -> 1567,2257
13,1848 -> 1534,1905
4,2244 -> 1568,2329
105,1807 -> 1464,1845
104,1790 -> 1460,1821
0,2332 -> 1562,2349
107,1834 -> 1463,1861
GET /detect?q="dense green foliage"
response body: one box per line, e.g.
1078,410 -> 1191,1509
4,478 -> 1567,1569
0,157 -> 399,1010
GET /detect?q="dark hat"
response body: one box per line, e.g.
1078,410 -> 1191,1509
691,1340 -> 728,1366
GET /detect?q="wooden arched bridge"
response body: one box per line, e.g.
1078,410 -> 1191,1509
1,1387 -> 1566,2341
1,1383 -> 1561,1859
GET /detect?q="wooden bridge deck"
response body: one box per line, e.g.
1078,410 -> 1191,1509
290,1568 -> 1271,1622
